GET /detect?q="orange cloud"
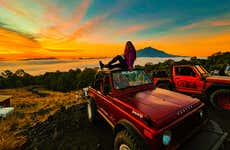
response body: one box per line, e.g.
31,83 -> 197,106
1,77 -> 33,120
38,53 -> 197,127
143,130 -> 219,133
68,15 -> 108,41
115,24 -> 149,36
64,1 -> 132,42
36,0 -> 135,46
70,0 -> 92,26
0,0 -> 26,16
179,19 -> 230,30
0,0 -> 37,22
0,27 -> 42,59
211,20 -> 230,26
39,36 -> 124,58
114,19 -> 170,36
38,0 -> 92,40
0,27 -> 39,47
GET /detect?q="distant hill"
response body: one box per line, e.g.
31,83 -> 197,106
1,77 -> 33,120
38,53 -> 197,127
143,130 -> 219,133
137,47 -> 180,57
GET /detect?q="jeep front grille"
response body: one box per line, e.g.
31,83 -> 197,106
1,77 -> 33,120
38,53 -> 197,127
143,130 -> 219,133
171,109 -> 207,146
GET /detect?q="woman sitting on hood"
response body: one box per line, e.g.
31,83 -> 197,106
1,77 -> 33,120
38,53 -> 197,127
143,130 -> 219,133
99,41 -> 136,70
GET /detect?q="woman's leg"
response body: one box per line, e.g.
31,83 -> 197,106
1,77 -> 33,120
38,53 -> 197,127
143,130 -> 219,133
108,55 -> 124,65
108,63 -> 124,69
108,55 -> 128,69
100,55 -> 127,69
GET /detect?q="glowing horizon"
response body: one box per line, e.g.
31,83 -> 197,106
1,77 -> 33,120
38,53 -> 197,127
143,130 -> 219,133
0,0 -> 230,59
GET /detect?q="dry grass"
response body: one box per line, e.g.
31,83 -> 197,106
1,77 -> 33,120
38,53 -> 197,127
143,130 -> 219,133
0,88 -> 83,150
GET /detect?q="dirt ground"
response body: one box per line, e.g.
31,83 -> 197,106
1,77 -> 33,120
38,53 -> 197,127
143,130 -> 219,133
20,103 -> 114,150
21,104 -> 230,150
208,108 -> 230,149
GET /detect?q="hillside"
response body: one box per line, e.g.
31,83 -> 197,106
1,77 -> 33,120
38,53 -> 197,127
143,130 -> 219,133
0,88 -> 113,150
137,47 -> 179,57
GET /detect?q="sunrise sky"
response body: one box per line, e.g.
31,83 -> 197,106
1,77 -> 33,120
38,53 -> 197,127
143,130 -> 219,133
0,0 -> 230,59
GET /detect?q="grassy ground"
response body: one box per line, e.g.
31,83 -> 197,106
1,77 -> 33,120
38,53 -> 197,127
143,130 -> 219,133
0,88 -> 82,150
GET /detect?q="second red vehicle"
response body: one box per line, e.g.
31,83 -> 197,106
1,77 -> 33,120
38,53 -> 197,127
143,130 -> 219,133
153,65 -> 230,111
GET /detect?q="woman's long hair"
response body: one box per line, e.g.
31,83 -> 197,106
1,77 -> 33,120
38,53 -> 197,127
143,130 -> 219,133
124,41 -> 136,69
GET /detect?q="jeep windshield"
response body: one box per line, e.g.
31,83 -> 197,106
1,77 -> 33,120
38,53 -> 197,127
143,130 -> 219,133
112,70 -> 152,89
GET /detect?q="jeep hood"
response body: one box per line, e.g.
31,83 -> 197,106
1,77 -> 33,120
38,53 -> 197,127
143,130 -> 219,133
119,88 -> 201,127
206,76 -> 230,84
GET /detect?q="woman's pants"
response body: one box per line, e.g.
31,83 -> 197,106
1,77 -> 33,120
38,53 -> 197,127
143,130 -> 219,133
106,55 -> 128,70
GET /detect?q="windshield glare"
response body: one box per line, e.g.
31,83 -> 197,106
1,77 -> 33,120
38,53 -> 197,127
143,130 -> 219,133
112,70 -> 152,89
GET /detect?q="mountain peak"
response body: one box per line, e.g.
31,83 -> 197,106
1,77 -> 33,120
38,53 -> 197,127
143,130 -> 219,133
137,47 -> 178,57
144,46 -> 152,49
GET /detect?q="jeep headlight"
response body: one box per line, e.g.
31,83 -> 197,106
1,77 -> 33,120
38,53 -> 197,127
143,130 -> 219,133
162,130 -> 172,146
83,87 -> 88,96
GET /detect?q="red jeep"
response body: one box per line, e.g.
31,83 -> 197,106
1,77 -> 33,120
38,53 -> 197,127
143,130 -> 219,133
153,65 -> 230,111
84,69 -> 227,150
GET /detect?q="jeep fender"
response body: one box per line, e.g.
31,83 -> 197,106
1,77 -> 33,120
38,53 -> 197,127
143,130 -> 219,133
114,119 -> 149,149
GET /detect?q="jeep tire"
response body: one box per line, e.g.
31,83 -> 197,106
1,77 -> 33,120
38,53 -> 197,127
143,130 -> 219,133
210,89 -> 230,111
87,97 -> 97,123
114,130 -> 143,150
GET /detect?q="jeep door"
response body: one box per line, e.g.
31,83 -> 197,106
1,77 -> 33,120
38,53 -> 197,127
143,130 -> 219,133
95,76 -> 115,121
173,66 -> 204,94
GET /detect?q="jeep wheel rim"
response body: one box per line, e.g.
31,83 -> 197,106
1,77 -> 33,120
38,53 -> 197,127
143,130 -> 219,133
87,102 -> 92,120
119,144 -> 131,150
216,94 -> 230,110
